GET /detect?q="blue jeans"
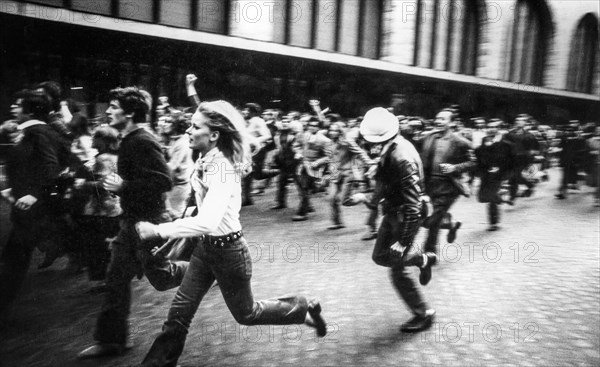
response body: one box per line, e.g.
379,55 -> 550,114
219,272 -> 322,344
141,236 -> 308,367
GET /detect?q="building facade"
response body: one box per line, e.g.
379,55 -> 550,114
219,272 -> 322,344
383,0 -> 599,94
0,0 -> 598,122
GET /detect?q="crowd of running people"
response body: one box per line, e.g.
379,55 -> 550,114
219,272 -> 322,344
0,75 -> 598,366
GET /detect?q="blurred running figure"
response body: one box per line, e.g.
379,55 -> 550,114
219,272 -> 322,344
351,107 -> 436,333
420,109 -> 475,253
241,103 -> 271,206
327,122 -> 375,230
162,112 -> 193,218
292,117 -> 332,221
135,100 -> 326,367
474,121 -> 516,231
270,113 -> 302,209
502,114 -> 539,203
0,90 -> 63,318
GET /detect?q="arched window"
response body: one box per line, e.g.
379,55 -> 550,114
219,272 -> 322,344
413,0 -> 481,75
504,0 -> 553,86
567,13 -> 598,94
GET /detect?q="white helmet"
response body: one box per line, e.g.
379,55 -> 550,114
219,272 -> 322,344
359,107 -> 399,143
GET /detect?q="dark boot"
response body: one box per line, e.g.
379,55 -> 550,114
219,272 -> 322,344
446,221 -> 461,244
400,309 -> 436,333
141,322 -> 188,367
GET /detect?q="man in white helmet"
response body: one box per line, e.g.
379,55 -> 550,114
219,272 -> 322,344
352,107 -> 436,333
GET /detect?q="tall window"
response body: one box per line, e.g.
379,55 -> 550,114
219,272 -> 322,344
567,13 -> 598,94
413,0 -> 481,75
505,0 -> 553,86
229,1 -> 286,43
456,0 -> 479,74
305,0 -> 382,57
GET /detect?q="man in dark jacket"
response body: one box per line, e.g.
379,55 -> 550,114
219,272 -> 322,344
0,90 -> 62,316
502,114 -> 539,203
475,121 -> 515,231
79,87 -> 186,359
555,123 -> 586,199
353,107 -> 436,333
270,114 -> 300,209
33,81 -> 81,270
420,109 -> 475,253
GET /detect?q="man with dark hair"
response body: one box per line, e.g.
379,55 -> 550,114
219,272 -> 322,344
503,114 -> 540,203
475,121 -> 516,231
35,81 -> 73,140
0,89 -> 63,317
34,82 -> 85,270
108,87 -> 151,124
79,87 -> 186,359
555,121 -> 586,199
420,109 -> 475,254
270,113 -> 301,210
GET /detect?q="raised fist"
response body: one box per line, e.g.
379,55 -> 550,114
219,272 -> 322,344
186,74 -> 198,86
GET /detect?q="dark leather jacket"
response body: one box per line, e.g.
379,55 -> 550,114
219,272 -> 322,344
375,135 -> 424,216
373,136 -> 424,247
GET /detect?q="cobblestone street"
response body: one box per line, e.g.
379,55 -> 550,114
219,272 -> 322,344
1,168 -> 599,367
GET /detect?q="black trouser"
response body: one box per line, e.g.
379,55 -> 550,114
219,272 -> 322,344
422,195 -> 458,253
479,173 -> 503,226
372,212 -> 427,317
75,215 -> 121,281
295,166 -> 316,216
509,164 -> 534,200
242,175 -> 253,204
242,146 -> 274,202
93,213 -> 188,345
559,164 -> 579,195
0,205 -> 53,314
488,202 -> 499,225
275,169 -> 296,207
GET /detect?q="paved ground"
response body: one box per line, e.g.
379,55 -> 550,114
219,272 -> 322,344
0,167 -> 599,367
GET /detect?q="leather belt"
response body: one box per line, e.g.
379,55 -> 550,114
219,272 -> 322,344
201,230 -> 243,248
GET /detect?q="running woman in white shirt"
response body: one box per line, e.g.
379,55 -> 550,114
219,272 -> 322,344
135,100 -> 326,367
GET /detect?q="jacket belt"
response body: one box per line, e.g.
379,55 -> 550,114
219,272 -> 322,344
201,230 -> 243,248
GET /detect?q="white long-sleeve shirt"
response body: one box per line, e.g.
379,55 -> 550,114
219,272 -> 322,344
157,147 -> 242,238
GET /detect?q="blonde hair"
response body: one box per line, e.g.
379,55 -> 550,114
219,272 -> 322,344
197,100 -> 252,174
